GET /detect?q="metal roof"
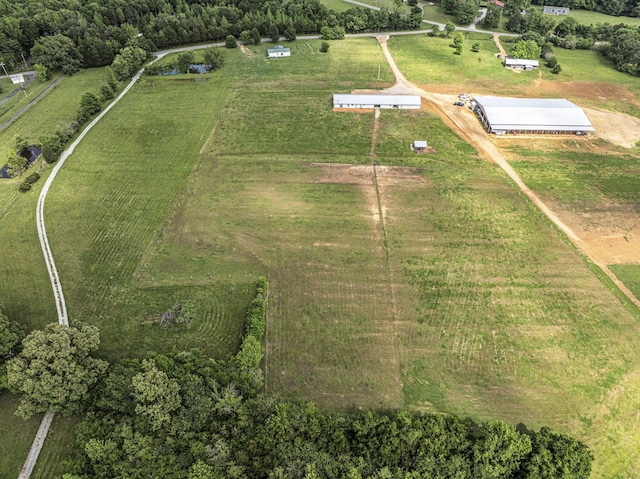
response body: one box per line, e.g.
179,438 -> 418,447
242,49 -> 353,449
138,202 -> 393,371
333,94 -> 421,107
474,96 -> 594,132
413,141 -> 428,148
268,46 -> 290,54
504,57 -> 539,67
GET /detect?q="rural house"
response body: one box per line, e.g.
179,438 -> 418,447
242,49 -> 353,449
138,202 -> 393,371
543,6 -> 570,14
333,94 -> 421,109
503,57 -> 539,71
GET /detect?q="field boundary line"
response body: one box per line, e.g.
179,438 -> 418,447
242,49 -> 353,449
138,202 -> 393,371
0,76 -> 64,133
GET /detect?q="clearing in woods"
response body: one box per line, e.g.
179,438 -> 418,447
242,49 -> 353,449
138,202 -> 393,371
3,36 -> 640,478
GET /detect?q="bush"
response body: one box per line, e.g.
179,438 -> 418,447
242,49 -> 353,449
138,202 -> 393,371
552,64 -> 562,74
225,35 -> 238,48
320,41 -> 330,53
24,172 -> 40,184
18,182 -> 32,192
471,41 -> 482,52
546,56 -> 558,68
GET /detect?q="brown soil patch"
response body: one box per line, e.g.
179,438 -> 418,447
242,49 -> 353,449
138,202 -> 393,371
239,44 -> 256,58
583,107 -> 640,148
545,199 -> 640,265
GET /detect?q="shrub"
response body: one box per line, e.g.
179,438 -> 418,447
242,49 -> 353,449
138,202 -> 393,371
18,182 -> 32,192
320,41 -> 330,53
24,173 -> 40,184
552,64 -> 562,74
225,35 -> 238,48
546,56 -> 558,68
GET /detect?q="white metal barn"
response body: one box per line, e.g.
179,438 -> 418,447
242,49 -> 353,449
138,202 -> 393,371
268,46 -> 291,58
504,57 -> 539,70
473,96 -> 594,135
333,94 -> 421,109
543,6 -> 570,14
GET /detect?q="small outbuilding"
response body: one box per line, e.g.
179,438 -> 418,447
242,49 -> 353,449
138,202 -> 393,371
491,0 -> 505,7
543,6 -> 570,15
504,57 -> 539,71
333,94 -> 421,109
412,140 -> 428,152
268,45 -> 291,58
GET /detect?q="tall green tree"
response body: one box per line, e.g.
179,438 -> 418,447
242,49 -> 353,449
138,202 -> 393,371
30,33 -> 81,74
132,359 -> 182,431
6,322 -> 108,418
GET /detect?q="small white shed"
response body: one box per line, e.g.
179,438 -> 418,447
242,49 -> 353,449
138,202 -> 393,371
413,140 -> 428,152
268,45 -> 291,58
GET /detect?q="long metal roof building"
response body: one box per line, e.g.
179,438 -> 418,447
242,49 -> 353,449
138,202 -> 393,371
473,96 -> 594,135
333,94 -> 421,109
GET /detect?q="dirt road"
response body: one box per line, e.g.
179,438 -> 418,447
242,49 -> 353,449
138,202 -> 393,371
375,35 -> 640,309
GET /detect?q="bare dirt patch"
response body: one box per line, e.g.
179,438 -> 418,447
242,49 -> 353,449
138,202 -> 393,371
583,107 -> 640,148
545,199 -> 640,265
238,44 -> 256,58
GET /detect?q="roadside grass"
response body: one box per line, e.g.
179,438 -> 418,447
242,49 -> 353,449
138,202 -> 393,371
0,69 -> 105,162
421,3 -> 456,24
610,265 -> 640,300
30,415 -> 81,479
318,0 -> 352,12
0,393 -> 43,479
0,77 -> 55,128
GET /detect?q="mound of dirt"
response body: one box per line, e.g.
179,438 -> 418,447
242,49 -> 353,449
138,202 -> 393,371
583,107 -> 640,148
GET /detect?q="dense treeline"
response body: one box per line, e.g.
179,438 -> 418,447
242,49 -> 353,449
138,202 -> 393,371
46,278 -> 592,479
0,0 -> 420,72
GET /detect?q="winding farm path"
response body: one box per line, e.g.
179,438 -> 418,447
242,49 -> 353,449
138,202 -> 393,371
17,56 -> 168,479
375,35 -> 640,310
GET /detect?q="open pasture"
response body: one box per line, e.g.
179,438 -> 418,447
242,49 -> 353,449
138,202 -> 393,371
2,35 -> 640,478
388,35 -> 640,116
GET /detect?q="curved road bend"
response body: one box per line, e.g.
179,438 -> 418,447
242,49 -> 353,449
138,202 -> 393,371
375,34 -> 640,310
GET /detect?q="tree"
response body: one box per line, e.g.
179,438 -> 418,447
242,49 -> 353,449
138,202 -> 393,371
132,359 -> 181,431
551,64 -> 562,74
105,66 -> 119,92
239,30 -> 252,44
546,56 -> 558,68
457,0 -> 479,25
471,41 -> 482,52
100,84 -> 115,100
431,23 -> 440,36
483,4 -> 502,29
111,46 -> 147,80
77,92 -> 101,124
284,26 -> 297,42
30,34 -> 81,74
177,51 -> 195,73
6,322 -> 108,418
453,32 -> 464,48
34,64 -> 49,82
203,48 -> 224,71
268,24 -> 280,43
511,39 -> 541,59
40,132 -> 66,163
442,0 -> 459,15
472,421 -> 532,479
250,28 -> 262,45
0,307 -> 26,389
320,41 -> 330,53
444,22 -> 456,38
225,35 -> 238,48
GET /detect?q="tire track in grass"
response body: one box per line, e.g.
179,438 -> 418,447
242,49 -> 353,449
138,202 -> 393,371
19,59 -> 161,479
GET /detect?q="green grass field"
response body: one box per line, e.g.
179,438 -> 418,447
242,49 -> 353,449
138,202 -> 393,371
3,35 -> 640,478
537,7 -> 640,27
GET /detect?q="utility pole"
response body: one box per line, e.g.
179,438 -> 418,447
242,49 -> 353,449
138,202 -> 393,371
21,53 -> 29,70
0,61 -> 8,78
